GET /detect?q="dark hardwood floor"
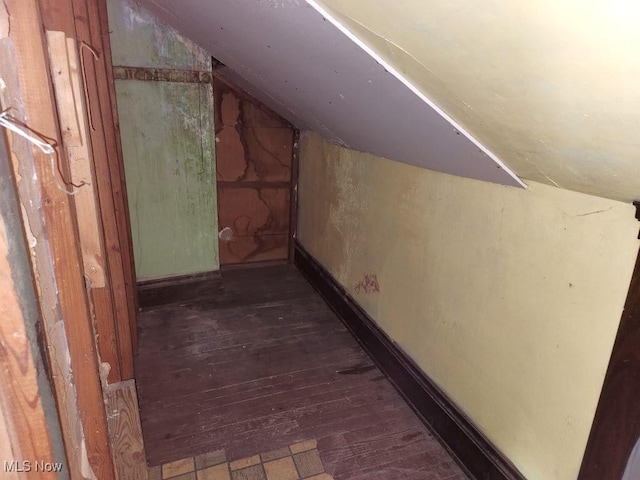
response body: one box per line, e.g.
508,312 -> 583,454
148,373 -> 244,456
135,265 -> 469,480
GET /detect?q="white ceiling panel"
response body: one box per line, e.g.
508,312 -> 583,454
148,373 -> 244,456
142,0 -> 525,187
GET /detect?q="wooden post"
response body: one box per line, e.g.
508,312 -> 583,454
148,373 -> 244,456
4,0 -> 116,477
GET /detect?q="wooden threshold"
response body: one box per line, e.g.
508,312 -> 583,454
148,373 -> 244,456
294,242 -> 526,480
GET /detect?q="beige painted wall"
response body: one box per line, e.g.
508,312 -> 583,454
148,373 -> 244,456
313,0 -> 640,203
297,131 -> 639,480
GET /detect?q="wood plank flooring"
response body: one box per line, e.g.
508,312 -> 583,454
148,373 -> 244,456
136,265 -> 469,480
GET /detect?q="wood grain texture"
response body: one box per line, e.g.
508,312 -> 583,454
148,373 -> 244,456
295,243 -> 526,480
39,0 -> 137,382
2,6 -> 84,477
113,65 -> 212,83
0,204 -> 56,477
136,265 -> 469,480
106,380 -> 147,480
579,241 -> 640,480
47,30 -> 122,382
214,75 -> 294,266
71,0 -> 136,379
11,1 -> 115,477
96,0 -> 140,355
53,34 -> 107,288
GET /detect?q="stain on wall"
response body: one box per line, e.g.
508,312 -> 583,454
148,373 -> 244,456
108,0 -> 218,279
355,274 -> 380,294
297,131 -> 640,480
214,75 -> 294,265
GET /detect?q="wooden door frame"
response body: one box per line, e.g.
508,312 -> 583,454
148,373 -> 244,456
1,0 -> 139,477
578,202 -> 640,479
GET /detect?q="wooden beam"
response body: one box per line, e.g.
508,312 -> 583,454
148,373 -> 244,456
5,0 -> 115,477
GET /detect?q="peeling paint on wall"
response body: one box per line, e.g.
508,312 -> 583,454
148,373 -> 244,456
108,0 -> 218,279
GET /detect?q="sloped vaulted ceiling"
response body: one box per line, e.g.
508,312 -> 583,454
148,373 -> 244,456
310,0 -> 640,203
139,0 -> 524,188
141,0 -> 640,202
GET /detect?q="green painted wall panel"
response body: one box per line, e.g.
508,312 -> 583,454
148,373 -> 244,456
108,0 -> 218,279
116,81 -> 218,279
107,0 -> 210,70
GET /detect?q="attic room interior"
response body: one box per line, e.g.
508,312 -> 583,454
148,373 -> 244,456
1,0 -> 640,479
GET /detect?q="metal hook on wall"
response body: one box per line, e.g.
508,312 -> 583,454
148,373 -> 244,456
79,41 -> 100,132
0,108 -> 86,195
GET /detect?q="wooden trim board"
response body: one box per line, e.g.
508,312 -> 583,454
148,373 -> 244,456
105,380 -> 147,480
113,65 -> 213,83
288,129 -> 300,263
6,0 -> 115,477
294,242 -> 526,480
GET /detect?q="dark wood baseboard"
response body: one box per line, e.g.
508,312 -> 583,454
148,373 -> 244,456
294,242 -> 525,480
220,259 -> 288,271
137,270 -> 223,309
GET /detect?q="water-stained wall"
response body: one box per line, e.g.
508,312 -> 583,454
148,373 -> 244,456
108,0 -> 218,279
214,75 -> 294,265
297,131 -> 640,480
